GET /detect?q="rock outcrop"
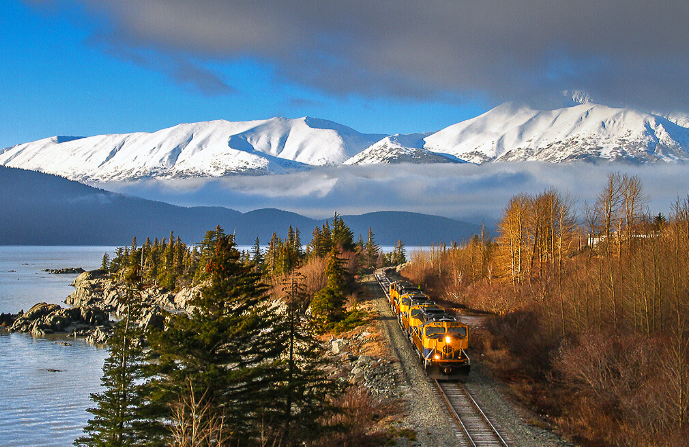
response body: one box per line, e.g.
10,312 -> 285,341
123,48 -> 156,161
5,268 -> 201,342
43,267 -> 86,274
62,270 -> 205,340
67,270 -> 201,317
8,302 -> 112,339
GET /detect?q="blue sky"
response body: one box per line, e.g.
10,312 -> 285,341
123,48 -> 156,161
0,1 -> 486,149
2,0 -> 689,150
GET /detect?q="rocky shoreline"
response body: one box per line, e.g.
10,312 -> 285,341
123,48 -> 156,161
2,269 -> 201,343
43,267 -> 85,274
4,302 -> 113,343
2,268 -> 402,404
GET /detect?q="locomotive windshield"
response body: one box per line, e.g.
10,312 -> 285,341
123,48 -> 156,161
425,327 -> 445,336
447,326 -> 468,337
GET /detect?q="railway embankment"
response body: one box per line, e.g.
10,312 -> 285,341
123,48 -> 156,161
360,271 -> 574,447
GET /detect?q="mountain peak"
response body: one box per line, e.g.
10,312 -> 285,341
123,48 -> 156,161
0,117 -> 385,181
423,101 -> 689,163
562,90 -> 593,106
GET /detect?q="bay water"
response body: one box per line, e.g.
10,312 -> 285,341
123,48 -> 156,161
0,246 -> 113,447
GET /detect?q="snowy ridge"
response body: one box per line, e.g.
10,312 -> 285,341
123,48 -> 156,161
3,103 -> 689,181
343,133 -> 457,165
422,103 -> 689,164
0,118 -> 385,181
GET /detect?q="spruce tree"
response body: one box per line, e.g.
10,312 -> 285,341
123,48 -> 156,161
365,227 -> 380,271
101,252 -> 110,271
75,269 -> 162,447
319,222 -> 333,256
266,232 -> 281,274
147,229 -> 293,444
251,237 -> 263,267
393,239 -> 406,265
194,225 -> 224,281
311,246 -> 348,327
277,272 -> 342,444
331,213 -> 355,252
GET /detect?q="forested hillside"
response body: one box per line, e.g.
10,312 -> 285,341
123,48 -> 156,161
75,211 -> 402,446
401,173 -> 689,447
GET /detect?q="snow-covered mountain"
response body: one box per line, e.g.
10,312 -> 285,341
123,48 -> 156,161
344,103 -> 689,166
3,103 -> 689,182
423,102 -> 689,164
0,117 -> 385,181
343,133 -> 458,165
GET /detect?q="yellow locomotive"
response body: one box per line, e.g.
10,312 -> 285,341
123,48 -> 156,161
411,316 -> 470,378
380,271 -> 470,380
398,293 -> 433,329
388,281 -> 419,307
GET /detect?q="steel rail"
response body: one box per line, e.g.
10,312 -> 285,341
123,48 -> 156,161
435,380 -> 510,447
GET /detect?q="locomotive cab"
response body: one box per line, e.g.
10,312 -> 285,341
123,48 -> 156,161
408,304 -> 445,335
413,320 -> 470,380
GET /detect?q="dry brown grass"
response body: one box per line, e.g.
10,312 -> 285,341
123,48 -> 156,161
315,385 -> 400,447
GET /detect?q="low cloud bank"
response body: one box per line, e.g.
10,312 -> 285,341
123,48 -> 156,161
101,163 -> 689,225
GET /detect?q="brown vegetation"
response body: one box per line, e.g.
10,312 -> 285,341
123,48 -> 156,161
401,173 -> 689,447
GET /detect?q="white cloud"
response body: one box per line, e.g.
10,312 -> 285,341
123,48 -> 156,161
99,163 -> 689,226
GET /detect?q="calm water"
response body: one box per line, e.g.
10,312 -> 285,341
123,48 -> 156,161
0,246 -> 113,447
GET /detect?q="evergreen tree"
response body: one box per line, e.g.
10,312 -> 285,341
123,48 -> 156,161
392,239 -> 406,265
101,252 -> 110,271
266,232 -> 281,274
292,227 -> 302,258
311,246 -> 348,327
111,247 -> 125,272
276,272 -> 342,444
251,237 -> 263,267
309,224 -> 332,258
128,238 -> 142,275
319,222 -> 333,256
147,229 -> 293,444
194,225 -> 225,281
365,227 -> 380,270
75,268 -> 162,447
331,213 -> 355,252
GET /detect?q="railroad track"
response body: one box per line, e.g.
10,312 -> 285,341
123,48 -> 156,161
375,269 -> 510,447
435,380 -> 510,447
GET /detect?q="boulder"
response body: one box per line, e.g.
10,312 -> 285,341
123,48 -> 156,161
86,326 -> 111,344
332,338 -> 347,354
0,312 -> 16,327
140,309 -> 165,330
80,306 -> 108,326
9,301 -> 112,342
23,302 -> 61,320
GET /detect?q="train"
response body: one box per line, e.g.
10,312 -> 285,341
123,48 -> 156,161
380,273 -> 470,380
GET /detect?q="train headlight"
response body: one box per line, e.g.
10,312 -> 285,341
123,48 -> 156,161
445,336 -> 452,344
434,354 -> 441,360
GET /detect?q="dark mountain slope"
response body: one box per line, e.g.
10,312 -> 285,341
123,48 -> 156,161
0,167 -> 482,246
